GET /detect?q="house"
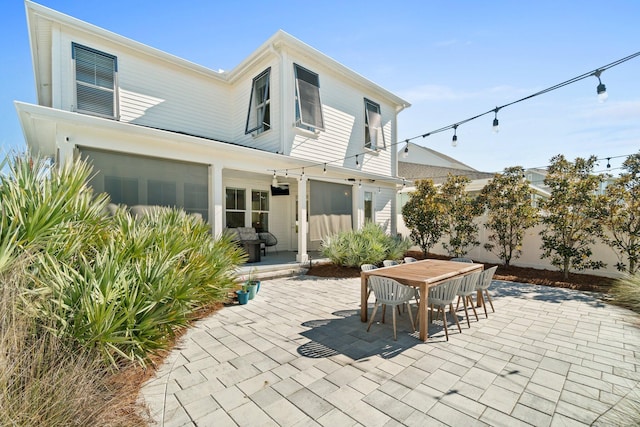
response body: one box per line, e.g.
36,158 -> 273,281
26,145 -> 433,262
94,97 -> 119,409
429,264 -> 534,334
16,1 -> 410,263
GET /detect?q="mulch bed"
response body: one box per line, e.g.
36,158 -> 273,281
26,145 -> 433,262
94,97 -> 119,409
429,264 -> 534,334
305,251 -> 615,293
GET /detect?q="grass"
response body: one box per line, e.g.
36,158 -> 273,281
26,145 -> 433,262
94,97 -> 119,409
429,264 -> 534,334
610,274 -> 640,314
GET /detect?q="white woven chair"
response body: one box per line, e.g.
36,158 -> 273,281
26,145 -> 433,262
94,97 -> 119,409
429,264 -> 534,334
428,277 -> 463,341
476,266 -> 498,317
455,271 -> 481,328
361,264 -> 378,301
404,257 -> 417,263
383,260 -> 399,267
367,276 -> 416,340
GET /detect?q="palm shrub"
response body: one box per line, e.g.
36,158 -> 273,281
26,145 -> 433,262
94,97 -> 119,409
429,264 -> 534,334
30,206 -> 246,367
321,222 -> 411,267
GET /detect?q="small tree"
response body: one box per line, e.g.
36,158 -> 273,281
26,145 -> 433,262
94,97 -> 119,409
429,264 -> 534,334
478,166 -> 538,266
539,154 -> 605,279
440,174 -> 480,257
599,152 -> 640,274
401,179 -> 445,256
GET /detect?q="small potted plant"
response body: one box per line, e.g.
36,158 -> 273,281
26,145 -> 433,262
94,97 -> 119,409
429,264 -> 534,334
245,268 -> 260,299
235,284 -> 249,305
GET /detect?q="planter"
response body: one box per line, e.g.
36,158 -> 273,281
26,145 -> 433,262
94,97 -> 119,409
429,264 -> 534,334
236,290 -> 249,305
247,282 -> 258,300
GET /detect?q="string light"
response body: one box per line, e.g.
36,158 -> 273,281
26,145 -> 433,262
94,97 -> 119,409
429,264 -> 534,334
402,140 -> 409,158
492,107 -> 500,133
358,179 -> 362,188
323,163 -> 327,174
451,125 -> 458,147
300,167 -> 305,180
606,157 -> 611,168
355,154 -> 359,166
272,170 -> 278,186
594,69 -> 608,103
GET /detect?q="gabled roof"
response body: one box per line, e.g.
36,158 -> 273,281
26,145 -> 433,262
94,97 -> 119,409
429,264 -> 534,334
25,1 -> 410,111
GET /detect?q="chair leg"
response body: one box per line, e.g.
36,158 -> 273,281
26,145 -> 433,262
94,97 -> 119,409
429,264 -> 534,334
467,295 -> 479,321
406,302 -> 415,332
392,306 -> 398,341
367,302 -> 380,332
462,299 -> 471,328
456,295 -> 462,311
382,305 -> 386,323
484,289 -> 495,312
441,307 -> 449,341
479,291 -> 488,318
450,303 -> 462,333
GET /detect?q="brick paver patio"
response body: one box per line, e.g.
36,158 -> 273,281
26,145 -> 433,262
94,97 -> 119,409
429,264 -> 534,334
142,276 -> 640,426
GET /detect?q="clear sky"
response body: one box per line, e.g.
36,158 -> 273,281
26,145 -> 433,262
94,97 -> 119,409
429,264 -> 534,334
2,0 -> 639,173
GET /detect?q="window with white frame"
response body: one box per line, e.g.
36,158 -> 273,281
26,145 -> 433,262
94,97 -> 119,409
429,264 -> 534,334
245,68 -> 271,135
364,99 -> 385,150
364,191 -> 374,223
72,43 -> 118,118
251,190 -> 269,232
225,188 -> 246,228
294,64 -> 324,131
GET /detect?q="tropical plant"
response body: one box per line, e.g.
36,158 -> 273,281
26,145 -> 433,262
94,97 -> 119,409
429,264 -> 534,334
478,166 -> 538,266
401,179 -> 445,256
599,152 -> 640,274
321,222 -> 411,267
539,154 -> 606,279
439,174 -> 481,257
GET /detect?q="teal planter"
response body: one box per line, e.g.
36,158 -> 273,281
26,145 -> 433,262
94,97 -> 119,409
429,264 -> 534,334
247,282 -> 258,300
236,290 -> 249,305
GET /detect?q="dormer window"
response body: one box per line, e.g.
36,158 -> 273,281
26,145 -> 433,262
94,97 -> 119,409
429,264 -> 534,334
364,99 -> 385,150
245,68 -> 271,135
294,64 -> 324,131
72,43 -> 118,119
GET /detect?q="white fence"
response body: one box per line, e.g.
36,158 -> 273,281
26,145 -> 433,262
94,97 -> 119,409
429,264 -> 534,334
397,213 -> 625,279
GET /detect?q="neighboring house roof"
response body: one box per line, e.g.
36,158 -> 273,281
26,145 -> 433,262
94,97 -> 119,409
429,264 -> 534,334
398,161 -> 494,184
398,142 -> 477,171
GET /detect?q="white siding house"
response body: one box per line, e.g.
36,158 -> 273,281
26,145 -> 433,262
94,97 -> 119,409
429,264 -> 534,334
16,1 -> 410,262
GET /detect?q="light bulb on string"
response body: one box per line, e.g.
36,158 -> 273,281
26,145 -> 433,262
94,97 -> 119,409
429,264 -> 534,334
594,70 -> 608,103
355,154 -> 359,166
271,171 -> 278,187
492,107 -> 500,133
358,180 -> 362,188
402,140 -> 409,159
323,163 -> 327,174
606,158 -> 611,168
451,125 -> 458,147
300,167 -> 305,181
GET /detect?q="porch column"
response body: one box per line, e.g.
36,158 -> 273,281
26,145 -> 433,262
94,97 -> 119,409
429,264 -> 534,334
211,162 -> 224,236
296,176 -> 309,263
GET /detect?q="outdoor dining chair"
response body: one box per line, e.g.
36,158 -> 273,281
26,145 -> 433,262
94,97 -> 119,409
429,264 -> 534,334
383,260 -> 399,267
455,271 -> 481,328
404,257 -> 417,263
476,266 -> 498,317
428,276 -> 463,341
366,276 -> 416,340
361,264 -> 378,301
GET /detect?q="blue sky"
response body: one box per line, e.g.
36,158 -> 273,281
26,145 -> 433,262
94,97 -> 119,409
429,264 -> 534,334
2,0 -> 639,173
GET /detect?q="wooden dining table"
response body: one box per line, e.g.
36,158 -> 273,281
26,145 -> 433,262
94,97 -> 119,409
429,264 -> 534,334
360,259 -> 484,341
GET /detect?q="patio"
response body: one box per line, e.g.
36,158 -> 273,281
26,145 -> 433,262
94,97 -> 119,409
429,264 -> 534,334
142,274 -> 640,426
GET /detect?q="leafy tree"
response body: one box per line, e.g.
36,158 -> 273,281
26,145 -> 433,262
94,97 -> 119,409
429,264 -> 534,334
478,166 -> 538,266
539,155 -> 605,279
440,174 -> 480,257
599,152 -> 640,274
401,179 -> 445,256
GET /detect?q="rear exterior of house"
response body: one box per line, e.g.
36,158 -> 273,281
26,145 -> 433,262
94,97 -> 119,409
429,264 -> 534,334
17,1 -> 410,262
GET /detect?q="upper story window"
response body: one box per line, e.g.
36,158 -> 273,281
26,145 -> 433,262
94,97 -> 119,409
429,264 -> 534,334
245,68 -> 271,135
72,43 -> 118,119
294,64 -> 324,131
364,99 -> 385,150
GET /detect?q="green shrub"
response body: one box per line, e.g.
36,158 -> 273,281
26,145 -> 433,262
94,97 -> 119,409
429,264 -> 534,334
610,274 -> 640,314
321,222 -> 411,267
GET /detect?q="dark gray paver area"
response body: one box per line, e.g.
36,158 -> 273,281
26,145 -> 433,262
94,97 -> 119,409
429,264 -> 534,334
142,277 -> 640,426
